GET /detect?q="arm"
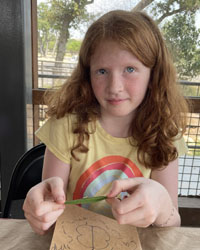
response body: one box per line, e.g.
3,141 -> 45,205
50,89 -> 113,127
42,147 -> 71,193
151,159 -> 179,209
150,158 -> 181,226
23,148 -> 71,235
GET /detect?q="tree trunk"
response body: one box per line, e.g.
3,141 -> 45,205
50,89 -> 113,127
53,34 -> 59,56
38,35 -> 45,56
55,17 -> 70,63
132,0 -> 154,11
44,34 -> 49,57
45,41 -> 49,57
53,16 -> 71,83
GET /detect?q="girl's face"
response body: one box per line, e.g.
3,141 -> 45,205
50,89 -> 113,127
90,40 -> 150,121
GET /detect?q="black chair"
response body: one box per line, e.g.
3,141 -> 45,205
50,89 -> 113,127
2,143 -> 46,218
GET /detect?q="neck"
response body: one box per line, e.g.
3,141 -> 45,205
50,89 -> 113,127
99,115 -> 133,138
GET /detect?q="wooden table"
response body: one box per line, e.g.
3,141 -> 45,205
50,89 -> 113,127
0,219 -> 200,250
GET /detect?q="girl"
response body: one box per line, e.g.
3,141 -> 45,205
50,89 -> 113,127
23,10 -> 188,235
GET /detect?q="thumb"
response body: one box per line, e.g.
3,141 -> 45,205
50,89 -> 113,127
107,177 -> 145,198
45,177 -> 66,204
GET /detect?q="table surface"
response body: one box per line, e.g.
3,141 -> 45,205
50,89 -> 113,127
1,219 -> 200,250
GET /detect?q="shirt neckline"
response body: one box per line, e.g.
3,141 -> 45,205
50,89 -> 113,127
95,119 -> 132,143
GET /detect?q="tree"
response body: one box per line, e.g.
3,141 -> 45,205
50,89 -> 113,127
132,0 -> 200,24
38,0 -> 94,62
37,2 -> 56,56
162,13 -> 200,79
132,0 -> 200,79
49,0 -> 94,63
37,0 -> 200,79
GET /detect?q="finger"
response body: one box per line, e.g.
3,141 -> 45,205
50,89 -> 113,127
107,190 -> 145,215
30,200 -> 65,217
23,178 -> 66,216
29,223 -> 47,235
24,181 -> 51,211
107,177 -> 146,198
112,206 -> 154,227
42,208 -> 65,223
25,208 -> 64,233
25,212 -> 51,234
46,177 -> 66,204
25,203 -> 65,223
23,192 -> 65,218
106,197 -> 121,207
28,217 -> 55,235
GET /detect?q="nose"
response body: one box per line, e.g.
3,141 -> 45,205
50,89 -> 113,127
107,72 -> 124,94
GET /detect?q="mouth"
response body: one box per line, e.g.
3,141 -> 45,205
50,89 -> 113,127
107,99 -> 126,105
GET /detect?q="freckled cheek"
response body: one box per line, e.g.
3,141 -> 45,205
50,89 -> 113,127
127,84 -> 148,99
127,84 -> 138,95
91,81 -> 105,99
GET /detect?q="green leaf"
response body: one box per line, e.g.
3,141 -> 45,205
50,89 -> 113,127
65,196 -> 107,205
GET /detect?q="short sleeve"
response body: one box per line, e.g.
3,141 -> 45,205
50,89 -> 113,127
35,116 -> 74,164
173,135 -> 188,156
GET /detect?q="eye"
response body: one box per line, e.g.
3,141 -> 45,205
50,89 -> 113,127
125,66 -> 135,73
97,69 -> 107,75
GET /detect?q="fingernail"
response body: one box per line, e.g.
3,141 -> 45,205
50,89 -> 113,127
106,198 -> 111,204
106,189 -> 114,197
56,196 -> 64,202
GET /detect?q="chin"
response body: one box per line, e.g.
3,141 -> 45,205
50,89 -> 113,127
109,111 -> 135,118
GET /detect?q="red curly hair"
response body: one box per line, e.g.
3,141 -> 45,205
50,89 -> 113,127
45,10 -> 188,169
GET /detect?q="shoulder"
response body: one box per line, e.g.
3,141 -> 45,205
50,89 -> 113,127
35,114 -> 78,163
44,114 -> 77,130
35,114 -> 79,141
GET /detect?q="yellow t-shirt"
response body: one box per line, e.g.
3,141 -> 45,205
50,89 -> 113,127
36,114 -> 187,217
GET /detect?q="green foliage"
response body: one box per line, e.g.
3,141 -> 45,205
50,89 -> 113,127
66,39 -> 82,53
38,2 -> 57,55
162,13 -> 200,79
48,39 -> 56,51
146,1 -> 200,79
181,85 -> 199,97
47,0 -> 93,30
37,0 -> 94,61
37,0 -> 200,74
150,0 -> 200,23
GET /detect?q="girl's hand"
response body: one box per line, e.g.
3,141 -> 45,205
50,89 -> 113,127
106,177 -> 177,227
23,177 -> 66,235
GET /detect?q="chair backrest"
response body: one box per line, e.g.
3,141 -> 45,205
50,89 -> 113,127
2,143 -> 46,218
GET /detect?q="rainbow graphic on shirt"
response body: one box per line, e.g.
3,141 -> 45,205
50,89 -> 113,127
73,155 -> 143,208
